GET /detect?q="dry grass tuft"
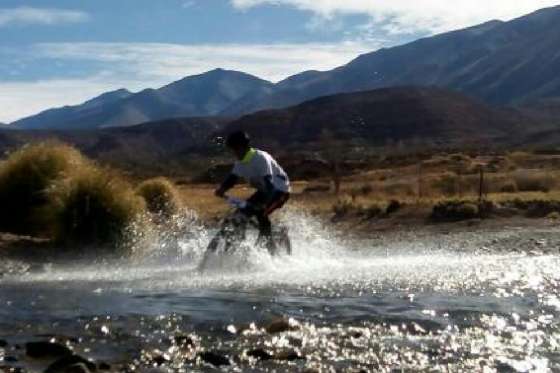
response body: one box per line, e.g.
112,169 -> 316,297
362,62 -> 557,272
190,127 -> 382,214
47,166 -> 146,248
137,177 -> 182,218
0,141 -> 87,235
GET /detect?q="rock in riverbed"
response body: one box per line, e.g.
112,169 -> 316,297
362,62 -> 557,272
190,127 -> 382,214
265,318 -> 300,334
198,351 -> 230,367
25,341 -> 73,358
45,355 -> 96,373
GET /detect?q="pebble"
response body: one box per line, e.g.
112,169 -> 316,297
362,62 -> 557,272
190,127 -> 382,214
173,336 -> 194,347
25,341 -> 73,359
246,348 -> 273,361
44,355 -> 96,373
265,318 -> 300,334
274,349 -> 304,361
198,351 -> 230,367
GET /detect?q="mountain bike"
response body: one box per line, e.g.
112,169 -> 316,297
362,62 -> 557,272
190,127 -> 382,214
198,196 -> 292,271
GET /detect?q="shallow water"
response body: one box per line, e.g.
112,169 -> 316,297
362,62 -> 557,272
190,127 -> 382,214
1,213 -> 560,372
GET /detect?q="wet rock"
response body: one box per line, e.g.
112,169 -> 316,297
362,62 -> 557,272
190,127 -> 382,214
274,349 -> 304,361
149,351 -> 170,366
198,351 -> 230,367
44,355 -> 96,373
98,362 -> 111,371
173,335 -> 194,347
265,318 -> 300,334
59,363 -> 91,373
246,348 -> 273,361
402,322 -> 429,336
26,341 -> 73,359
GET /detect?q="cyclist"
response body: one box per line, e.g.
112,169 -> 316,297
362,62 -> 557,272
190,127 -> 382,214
215,131 -> 291,254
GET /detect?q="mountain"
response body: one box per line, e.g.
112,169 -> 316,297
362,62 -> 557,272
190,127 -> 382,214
13,69 -> 272,129
12,89 -> 133,130
225,6 -> 560,115
220,87 -> 534,150
0,87 -> 537,175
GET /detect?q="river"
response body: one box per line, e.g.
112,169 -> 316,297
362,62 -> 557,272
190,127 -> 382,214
1,213 -> 559,372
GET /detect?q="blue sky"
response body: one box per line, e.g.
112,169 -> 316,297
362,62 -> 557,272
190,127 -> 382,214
1,0 -> 559,123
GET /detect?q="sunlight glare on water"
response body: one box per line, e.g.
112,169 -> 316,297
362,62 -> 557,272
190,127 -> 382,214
1,211 -> 560,371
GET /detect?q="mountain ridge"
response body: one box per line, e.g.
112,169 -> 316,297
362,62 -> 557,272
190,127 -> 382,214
13,69 -> 272,129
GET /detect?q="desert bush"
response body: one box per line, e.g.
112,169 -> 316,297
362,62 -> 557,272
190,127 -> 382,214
432,174 -> 459,196
0,142 -> 87,235
383,181 -> 416,197
137,177 -> 181,217
513,170 -> 556,192
499,198 -> 560,218
360,203 -> 383,219
499,180 -> 518,193
431,200 -> 479,222
332,196 -> 355,218
386,200 -> 403,215
47,166 -> 145,247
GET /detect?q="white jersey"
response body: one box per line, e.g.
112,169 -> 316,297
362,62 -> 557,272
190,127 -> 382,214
232,149 -> 290,193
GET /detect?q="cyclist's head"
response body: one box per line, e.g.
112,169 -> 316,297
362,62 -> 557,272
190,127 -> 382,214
225,131 -> 251,159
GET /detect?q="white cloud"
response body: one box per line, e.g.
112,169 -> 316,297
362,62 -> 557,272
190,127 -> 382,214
231,0 -> 560,34
0,41 -> 375,123
33,41 -> 375,82
0,7 -> 89,27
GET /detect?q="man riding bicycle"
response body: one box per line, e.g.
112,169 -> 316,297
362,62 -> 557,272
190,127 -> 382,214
215,131 -> 291,254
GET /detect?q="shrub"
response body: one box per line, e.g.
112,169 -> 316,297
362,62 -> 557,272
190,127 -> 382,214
431,200 -> 479,222
0,142 -> 87,235
432,174 -> 459,196
47,166 -> 145,248
386,200 -> 403,215
332,196 -> 354,218
360,203 -> 383,219
137,177 -> 181,218
499,180 -> 518,193
513,170 -> 556,192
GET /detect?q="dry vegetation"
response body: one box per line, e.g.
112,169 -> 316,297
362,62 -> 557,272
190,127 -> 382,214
0,142 -> 182,251
175,151 -> 560,224
2,142 -> 560,252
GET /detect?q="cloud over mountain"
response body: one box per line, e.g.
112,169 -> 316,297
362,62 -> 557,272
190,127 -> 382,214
231,0 -> 560,34
0,7 -> 89,27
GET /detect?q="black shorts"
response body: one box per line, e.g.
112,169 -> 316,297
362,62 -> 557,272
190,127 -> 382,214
245,190 -> 290,217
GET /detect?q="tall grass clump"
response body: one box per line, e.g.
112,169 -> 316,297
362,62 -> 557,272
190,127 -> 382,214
136,177 -> 181,218
0,142 -> 86,235
47,166 -> 146,247
513,170 -> 556,192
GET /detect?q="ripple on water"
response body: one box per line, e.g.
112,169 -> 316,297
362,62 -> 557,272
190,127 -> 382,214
0,213 -> 560,371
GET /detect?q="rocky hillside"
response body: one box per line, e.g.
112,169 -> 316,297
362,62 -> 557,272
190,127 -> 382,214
13,69 -> 272,130
225,6 -> 560,115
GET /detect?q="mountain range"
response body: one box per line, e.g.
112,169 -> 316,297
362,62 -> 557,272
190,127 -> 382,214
0,87 -> 545,178
12,69 -> 271,129
9,5 -> 560,131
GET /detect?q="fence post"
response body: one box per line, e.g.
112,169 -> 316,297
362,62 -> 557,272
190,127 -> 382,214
479,167 -> 485,202
417,162 -> 423,202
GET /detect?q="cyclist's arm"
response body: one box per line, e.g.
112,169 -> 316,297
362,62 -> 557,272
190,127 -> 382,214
215,174 -> 239,197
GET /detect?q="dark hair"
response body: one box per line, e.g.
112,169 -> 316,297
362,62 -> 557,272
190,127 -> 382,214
225,131 -> 250,148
